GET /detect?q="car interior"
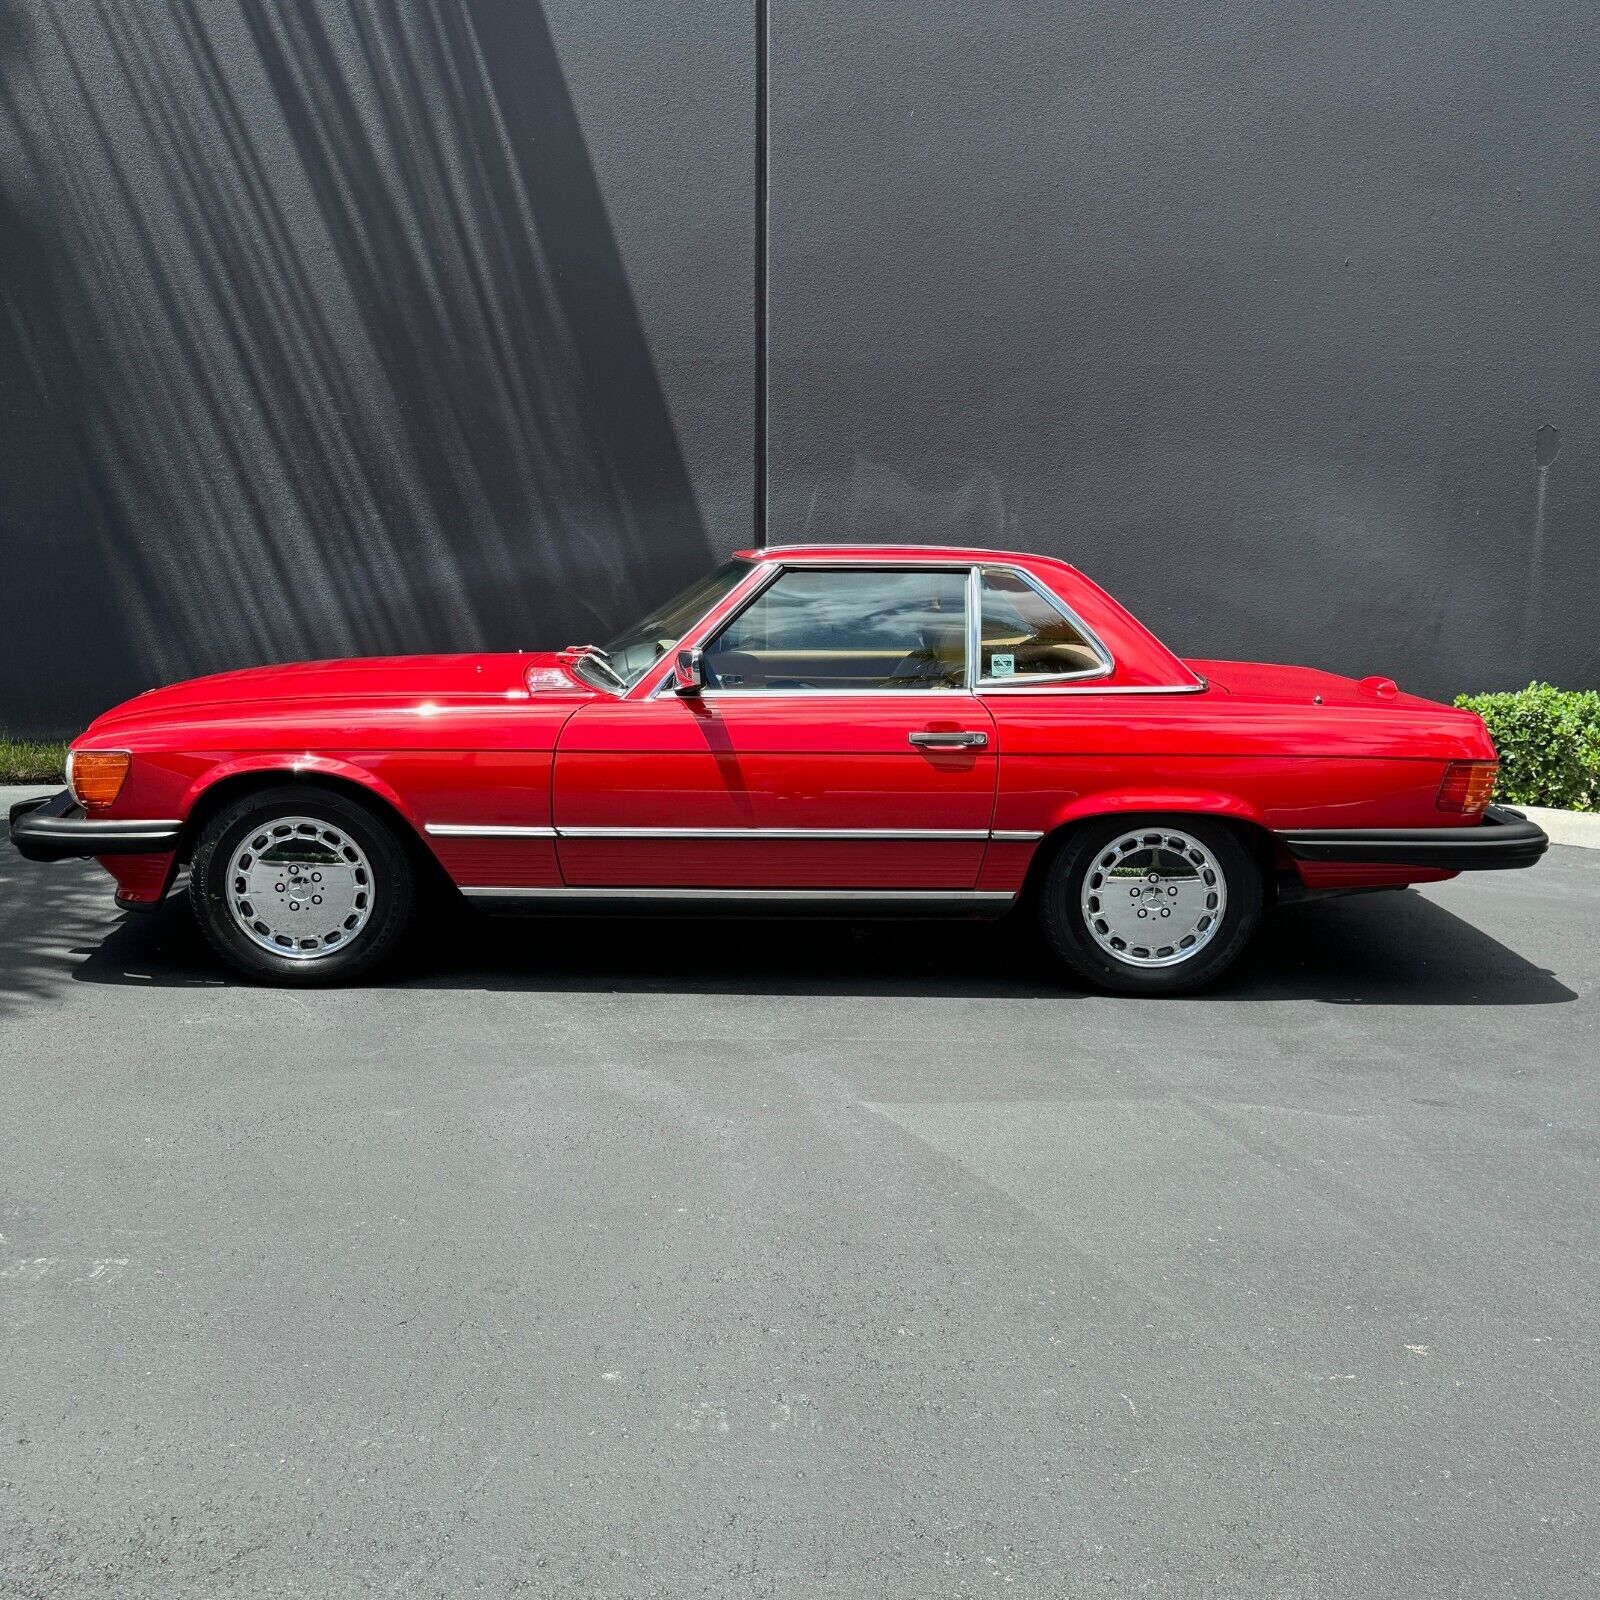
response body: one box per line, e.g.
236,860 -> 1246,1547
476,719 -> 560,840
700,566 -> 1103,690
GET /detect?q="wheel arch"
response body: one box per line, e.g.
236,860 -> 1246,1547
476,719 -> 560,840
175,760 -> 450,890
1018,800 -> 1279,904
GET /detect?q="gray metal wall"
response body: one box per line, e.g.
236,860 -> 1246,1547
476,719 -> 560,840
0,0 -> 749,736
1,1 -> 1595,735
769,0 -> 1600,700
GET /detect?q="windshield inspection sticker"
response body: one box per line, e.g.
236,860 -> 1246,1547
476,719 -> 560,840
991,653 -> 1015,676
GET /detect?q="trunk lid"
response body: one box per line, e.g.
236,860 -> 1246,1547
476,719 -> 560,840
1188,658 -> 1444,712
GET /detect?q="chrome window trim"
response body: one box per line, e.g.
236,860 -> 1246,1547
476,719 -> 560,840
753,548 -> 1001,563
570,556 -> 761,698
964,564 -> 982,692
977,681 -> 1209,697
691,687 -> 972,699
630,556 -> 1206,701
975,564 -> 1115,687
642,560 -> 786,699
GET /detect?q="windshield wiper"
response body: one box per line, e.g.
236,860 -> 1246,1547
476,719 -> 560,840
568,647 -> 626,690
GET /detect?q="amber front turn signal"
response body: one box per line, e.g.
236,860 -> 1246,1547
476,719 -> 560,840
67,748 -> 131,808
1436,760 -> 1498,816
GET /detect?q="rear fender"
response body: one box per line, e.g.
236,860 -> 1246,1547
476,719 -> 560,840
989,791 -> 1272,898
1040,790 -> 1268,834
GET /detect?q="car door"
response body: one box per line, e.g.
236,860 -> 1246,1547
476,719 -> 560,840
551,565 -> 998,889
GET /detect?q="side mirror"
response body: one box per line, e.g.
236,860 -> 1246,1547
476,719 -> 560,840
673,647 -> 706,696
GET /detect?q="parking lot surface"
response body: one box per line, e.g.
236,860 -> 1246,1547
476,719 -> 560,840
2,810 -> 1597,1598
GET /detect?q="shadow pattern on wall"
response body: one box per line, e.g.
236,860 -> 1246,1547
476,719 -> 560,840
0,0 -> 710,736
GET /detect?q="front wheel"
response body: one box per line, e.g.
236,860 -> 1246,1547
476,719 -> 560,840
189,784 -> 417,984
1037,816 -> 1263,995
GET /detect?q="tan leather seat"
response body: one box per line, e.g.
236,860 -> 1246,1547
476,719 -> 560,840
705,649 -> 767,689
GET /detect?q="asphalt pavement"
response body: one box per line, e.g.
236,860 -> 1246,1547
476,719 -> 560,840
2,799 -> 1596,1598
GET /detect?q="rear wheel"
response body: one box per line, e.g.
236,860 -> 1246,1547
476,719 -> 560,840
1037,815 -> 1262,995
189,784 -> 416,984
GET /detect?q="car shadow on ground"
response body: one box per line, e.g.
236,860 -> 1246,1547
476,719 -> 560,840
53,886 -> 1578,1007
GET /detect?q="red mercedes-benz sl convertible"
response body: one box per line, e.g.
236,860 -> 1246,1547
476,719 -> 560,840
10,545 -> 1546,992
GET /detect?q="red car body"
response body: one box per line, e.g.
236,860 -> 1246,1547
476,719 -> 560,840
11,545 -> 1544,986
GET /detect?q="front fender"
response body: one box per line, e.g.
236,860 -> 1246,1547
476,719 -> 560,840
177,754 -> 423,833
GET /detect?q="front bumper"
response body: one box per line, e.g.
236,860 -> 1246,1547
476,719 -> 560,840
1278,805 -> 1548,872
7,789 -> 184,863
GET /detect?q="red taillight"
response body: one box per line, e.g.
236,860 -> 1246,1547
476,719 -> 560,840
1437,761 -> 1497,815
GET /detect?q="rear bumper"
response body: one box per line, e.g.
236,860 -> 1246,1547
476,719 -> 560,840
8,789 -> 184,862
1278,805 -> 1548,872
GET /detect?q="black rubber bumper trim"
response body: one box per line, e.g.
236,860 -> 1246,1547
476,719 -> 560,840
8,789 -> 183,863
1278,805 -> 1548,872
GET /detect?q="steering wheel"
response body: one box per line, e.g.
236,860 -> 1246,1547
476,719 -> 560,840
888,650 -> 943,685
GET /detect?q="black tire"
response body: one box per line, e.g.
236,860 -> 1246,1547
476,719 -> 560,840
1037,814 -> 1263,996
188,783 -> 417,985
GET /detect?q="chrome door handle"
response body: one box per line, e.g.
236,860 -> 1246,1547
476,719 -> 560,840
908,730 -> 988,748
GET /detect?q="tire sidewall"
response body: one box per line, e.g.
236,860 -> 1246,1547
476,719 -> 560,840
190,785 -> 414,984
1038,815 -> 1262,995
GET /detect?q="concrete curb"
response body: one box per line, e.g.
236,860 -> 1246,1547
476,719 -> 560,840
1,784 -> 59,811
1517,805 -> 1600,851
6,783 -> 1597,850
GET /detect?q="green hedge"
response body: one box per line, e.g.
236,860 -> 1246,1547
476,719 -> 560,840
1454,683 -> 1600,812
0,738 -> 70,784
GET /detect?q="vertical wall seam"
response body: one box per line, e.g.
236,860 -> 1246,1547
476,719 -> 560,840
754,0 -> 769,547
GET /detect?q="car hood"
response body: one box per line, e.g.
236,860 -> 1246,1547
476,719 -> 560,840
86,651 -> 597,733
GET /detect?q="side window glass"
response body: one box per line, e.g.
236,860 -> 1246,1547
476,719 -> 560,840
705,569 -> 968,691
979,568 -> 1105,682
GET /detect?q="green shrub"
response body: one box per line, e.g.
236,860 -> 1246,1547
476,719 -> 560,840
1454,683 -> 1600,812
0,737 -> 70,784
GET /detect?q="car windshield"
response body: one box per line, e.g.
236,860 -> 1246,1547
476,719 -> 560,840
572,559 -> 752,692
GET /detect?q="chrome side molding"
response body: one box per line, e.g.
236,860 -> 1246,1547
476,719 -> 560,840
424,823 -> 559,838
556,826 -> 992,841
428,823 -> 1041,843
